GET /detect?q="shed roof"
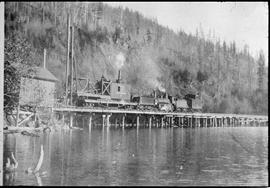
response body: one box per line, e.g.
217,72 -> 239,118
25,67 -> 58,82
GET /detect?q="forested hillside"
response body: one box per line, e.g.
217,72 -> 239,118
4,2 -> 268,115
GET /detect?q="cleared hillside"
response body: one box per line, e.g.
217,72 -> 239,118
4,2 -> 268,115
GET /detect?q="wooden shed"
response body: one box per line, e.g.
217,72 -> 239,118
19,66 -> 58,108
110,82 -> 131,101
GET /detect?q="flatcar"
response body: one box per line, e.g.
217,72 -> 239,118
76,71 -> 137,109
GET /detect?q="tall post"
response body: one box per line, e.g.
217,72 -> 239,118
0,3 -> 3,183
69,113 -> 73,128
106,114 -> 111,127
43,48 -> 47,69
161,116 -> 164,128
89,113 -> 92,130
122,115 -> 125,130
136,115 -> 140,129
70,24 -> 74,106
65,13 -> 70,105
74,56 -> 78,94
102,114 -> 105,128
149,116 -> 152,129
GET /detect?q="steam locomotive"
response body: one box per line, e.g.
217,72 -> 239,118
74,71 -> 203,113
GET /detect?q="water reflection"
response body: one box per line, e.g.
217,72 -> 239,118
3,126 -> 268,186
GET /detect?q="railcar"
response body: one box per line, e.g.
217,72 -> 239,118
184,94 -> 203,112
174,98 -> 189,112
76,71 -> 137,109
132,96 -> 157,111
74,71 -> 203,112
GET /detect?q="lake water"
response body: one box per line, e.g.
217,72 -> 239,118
3,126 -> 268,186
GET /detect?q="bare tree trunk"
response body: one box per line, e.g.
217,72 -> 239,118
73,2 -> 78,25
42,2 -> 44,23
27,2 -> 30,24
54,2 -> 57,25
85,2 -> 87,25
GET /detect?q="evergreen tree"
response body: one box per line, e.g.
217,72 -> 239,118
257,50 -> 265,91
146,29 -> 152,43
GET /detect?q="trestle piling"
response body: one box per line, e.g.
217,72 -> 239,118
54,107 -> 268,129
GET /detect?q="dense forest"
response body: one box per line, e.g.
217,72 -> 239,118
4,2 -> 268,115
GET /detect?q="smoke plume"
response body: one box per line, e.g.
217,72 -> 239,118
123,47 -> 166,94
115,52 -> 125,70
144,57 -> 166,92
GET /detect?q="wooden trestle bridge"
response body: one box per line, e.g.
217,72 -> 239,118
52,106 -> 268,129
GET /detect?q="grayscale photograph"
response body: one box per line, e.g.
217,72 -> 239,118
0,1 -> 268,186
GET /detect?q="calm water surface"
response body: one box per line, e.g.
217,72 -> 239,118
3,126 -> 268,186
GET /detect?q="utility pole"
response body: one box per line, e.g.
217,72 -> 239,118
74,56 -> 78,94
65,11 -> 78,106
65,13 -> 70,105
43,48 -> 47,69
70,24 -> 74,106
0,2 -> 4,185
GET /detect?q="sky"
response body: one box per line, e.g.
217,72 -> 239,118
106,2 -> 268,65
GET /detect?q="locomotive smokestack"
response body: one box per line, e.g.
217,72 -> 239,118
117,70 -> 121,83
